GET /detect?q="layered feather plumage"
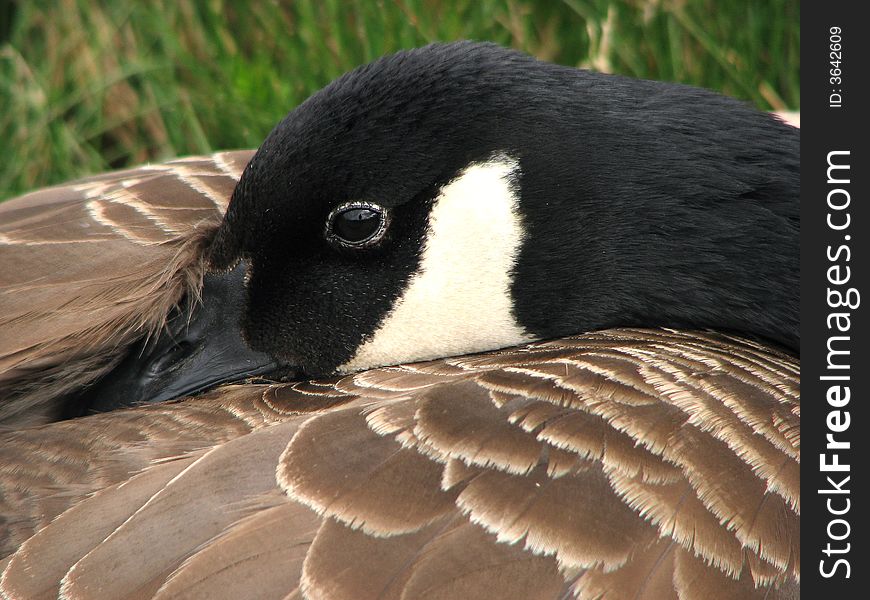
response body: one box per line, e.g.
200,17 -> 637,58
0,328 -> 799,600
0,133 -> 799,599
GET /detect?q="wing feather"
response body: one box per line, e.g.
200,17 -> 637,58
0,329 -> 800,599
153,498 -> 320,600
59,422 -> 302,600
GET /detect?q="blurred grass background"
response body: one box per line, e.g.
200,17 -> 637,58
0,0 -> 799,201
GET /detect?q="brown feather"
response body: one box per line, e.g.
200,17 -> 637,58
0,146 -> 800,599
59,422 -> 302,599
279,404 -> 458,536
1,454 -> 202,600
414,382 -> 544,475
394,515 -> 567,600
0,329 -> 799,599
571,540 -> 679,600
0,151 -> 254,426
153,499 -> 320,600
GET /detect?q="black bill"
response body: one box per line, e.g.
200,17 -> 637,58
65,262 -> 289,417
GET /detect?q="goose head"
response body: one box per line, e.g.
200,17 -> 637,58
82,41 -> 800,411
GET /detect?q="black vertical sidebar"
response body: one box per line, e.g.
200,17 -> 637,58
802,2 -> 869,597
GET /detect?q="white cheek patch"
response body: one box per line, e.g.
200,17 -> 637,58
339,155 -> 535,373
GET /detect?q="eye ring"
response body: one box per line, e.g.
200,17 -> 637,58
324,201 -> 389,249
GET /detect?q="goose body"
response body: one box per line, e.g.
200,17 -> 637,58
0,42 -> 799,598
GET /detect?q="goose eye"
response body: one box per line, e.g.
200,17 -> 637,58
326,202 -> 388,247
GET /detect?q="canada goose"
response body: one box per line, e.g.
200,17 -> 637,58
0,42 -> 799,599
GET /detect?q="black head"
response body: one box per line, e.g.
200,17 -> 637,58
208,41 -> 545,375
205,41 -> 798,380
76,42 -> 800,413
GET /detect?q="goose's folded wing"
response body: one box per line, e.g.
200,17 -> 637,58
0,152 -> 252,426
0,329 -> 799,600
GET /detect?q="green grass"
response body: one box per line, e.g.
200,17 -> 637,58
0,0 -> 799,201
